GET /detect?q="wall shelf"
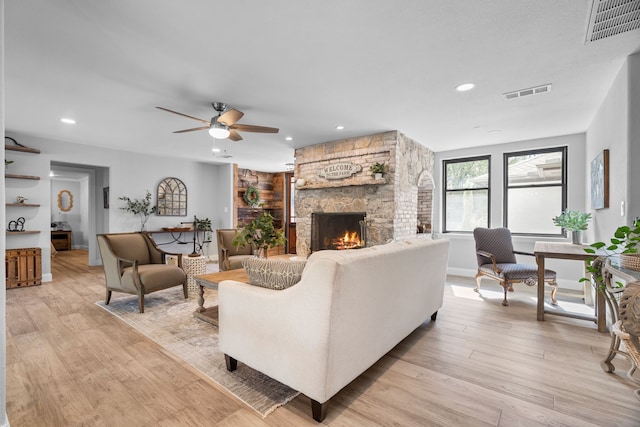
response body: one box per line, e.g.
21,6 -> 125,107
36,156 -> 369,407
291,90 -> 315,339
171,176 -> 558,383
295,178 -> 387,190
6,231 -> 40,235
6,203 -> 40,207
5,145 -> 41,154
5,174 -> 40,180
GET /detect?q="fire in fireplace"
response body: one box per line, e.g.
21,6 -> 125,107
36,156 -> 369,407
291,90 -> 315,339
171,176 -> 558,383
311,212 -> 366,252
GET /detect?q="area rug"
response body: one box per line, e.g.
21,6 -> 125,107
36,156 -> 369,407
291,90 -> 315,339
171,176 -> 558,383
95,287 -> 299,417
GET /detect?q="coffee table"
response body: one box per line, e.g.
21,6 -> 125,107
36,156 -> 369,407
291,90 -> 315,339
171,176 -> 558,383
194,269 -> 249,325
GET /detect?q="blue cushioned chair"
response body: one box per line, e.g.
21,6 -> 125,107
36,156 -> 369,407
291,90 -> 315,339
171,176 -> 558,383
473,227 -> 557,306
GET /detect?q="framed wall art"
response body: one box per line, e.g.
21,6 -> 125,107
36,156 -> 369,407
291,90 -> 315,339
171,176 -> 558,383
103,187 -> 110,209
590,149 -> 609,210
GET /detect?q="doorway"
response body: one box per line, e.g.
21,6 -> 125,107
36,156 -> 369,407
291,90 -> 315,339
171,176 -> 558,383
50,162 -> 109,267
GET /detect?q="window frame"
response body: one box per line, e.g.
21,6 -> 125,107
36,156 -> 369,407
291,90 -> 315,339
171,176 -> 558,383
503,146 -> 567,237
442,155 -> 491,233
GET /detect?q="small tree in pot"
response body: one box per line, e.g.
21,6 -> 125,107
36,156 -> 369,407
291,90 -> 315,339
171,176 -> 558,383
233,211 -> 286,258
552,210 -> 591,244
119,190 -> 157,232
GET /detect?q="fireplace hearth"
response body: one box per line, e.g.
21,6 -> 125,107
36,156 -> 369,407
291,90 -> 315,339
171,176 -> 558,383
311,212 -> 366,252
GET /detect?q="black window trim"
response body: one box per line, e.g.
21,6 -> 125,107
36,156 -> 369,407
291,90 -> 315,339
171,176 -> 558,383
442,155 -> 491,233
503,146 -> 568,237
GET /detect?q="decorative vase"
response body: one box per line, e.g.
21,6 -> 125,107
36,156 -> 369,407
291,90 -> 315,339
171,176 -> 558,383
571,230 -> 581,245
374,173 -> 383,180
253,247 -> 268,258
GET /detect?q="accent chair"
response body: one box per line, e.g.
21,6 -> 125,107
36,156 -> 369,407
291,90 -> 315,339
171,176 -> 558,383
473,227 -> 557,306
97,232 -> 188,313
216,228 -> 253,271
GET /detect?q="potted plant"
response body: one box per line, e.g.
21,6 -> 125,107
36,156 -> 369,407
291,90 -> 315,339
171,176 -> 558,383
552,210 -> 592,244
194,216 -> 213,257
369,162 -> 386,179
119,190 -> 157,232
233,211 -> 286,258
582,219 -> 640,287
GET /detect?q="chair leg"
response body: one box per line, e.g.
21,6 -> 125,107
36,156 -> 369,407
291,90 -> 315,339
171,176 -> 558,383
601,334 -> 620,373
474,274 -> 482,292
502,282 -> 509,306
105,290 -> 112,305
183,283 -> 188,299
138,292 -> 145,313
550,282 -> 558,305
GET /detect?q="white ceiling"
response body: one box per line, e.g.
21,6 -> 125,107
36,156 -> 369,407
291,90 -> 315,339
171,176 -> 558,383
5,1 -> 640,172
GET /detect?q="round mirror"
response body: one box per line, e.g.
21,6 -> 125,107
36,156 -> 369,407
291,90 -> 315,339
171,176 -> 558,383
57,189 -> 73,212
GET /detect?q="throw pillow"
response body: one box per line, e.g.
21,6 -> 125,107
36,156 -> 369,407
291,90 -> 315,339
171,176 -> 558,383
242,257 -> 307,290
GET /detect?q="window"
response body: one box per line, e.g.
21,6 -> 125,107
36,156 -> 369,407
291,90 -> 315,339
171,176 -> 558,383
443,156 -> 490,232
504,147 -> 567,235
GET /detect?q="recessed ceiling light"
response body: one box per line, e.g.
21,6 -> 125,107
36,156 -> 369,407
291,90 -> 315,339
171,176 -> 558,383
336,125 -> 344,130
285,136 -> 293,141
488,129 -> 502,134
211,147 -> 221,153
60,118 -> 76,124
455,83 -> 475,92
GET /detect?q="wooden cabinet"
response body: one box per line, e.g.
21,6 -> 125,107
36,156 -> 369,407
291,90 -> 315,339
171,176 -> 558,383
6,247 -> 42,288
51,230 -> 72,251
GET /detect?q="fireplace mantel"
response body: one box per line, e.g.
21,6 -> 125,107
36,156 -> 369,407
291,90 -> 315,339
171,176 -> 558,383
296,178 -> 387,190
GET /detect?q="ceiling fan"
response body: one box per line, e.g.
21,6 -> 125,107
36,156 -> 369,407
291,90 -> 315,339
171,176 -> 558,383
156,102 -> 279,141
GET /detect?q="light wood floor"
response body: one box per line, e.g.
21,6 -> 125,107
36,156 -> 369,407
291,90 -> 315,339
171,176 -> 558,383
6,250 -> 640,426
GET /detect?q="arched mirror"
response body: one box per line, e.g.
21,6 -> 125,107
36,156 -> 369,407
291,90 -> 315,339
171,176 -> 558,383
157,177 -> 187,216
57,189 -> 73,212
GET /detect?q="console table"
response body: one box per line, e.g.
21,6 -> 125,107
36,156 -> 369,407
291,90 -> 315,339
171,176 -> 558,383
599,258 -> 640,401
534,242 -> 607,332
51,230 -> 72,251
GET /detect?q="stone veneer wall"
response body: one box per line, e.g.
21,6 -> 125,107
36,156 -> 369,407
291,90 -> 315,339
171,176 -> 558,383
294,131 -> 434,256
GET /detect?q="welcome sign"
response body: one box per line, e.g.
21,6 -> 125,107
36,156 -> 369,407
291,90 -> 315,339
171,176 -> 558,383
318,162 -> 362,180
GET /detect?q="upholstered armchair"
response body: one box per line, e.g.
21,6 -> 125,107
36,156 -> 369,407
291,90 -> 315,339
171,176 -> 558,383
473,227 -> 557,306
97,232 -> 188,313
216,229 -> 253,271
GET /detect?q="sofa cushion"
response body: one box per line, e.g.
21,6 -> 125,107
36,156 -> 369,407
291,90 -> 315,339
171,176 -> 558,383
242,257 -> 307,290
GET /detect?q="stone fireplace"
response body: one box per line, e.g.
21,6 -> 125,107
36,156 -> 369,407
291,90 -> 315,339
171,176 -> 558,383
311,212 -> 366,252
294,131 -> 434,257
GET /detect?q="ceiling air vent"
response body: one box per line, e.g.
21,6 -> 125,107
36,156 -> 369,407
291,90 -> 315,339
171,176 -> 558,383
503,84 -> 552,100
585,0 -> 640,43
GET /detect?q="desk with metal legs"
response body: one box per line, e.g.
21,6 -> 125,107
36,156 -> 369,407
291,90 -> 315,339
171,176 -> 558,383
534,242 -> 607,332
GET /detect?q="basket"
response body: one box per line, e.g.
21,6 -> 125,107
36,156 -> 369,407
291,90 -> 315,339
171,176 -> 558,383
620,254 -> 640,271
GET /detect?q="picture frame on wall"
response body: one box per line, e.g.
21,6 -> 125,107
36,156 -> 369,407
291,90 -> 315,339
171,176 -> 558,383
590,149 -> 609,210
103,186 -> 110,209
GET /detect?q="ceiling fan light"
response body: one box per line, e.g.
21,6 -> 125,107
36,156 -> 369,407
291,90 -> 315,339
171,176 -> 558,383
209,122 -> 230,139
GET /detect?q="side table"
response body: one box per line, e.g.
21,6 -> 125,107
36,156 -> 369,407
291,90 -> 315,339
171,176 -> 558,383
182,255 -> 207,292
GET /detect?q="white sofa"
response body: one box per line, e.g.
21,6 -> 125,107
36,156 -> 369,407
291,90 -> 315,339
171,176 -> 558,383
218,237 -> 450,421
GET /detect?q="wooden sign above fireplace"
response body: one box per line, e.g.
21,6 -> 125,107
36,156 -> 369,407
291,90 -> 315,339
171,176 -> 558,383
317,162 -> 362,180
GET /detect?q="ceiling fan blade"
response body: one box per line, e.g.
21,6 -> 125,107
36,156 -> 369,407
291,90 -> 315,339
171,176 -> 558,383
217,109 -> 244,126
231,124 -> 279,134
228,129 -> 243,141
156,106 -> 211,125
173,126 -> 210,133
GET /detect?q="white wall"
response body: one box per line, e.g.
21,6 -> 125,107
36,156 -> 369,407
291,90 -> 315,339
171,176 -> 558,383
0,2 -> 9,425
433,133 -> 587,287
6,131 -> 230,275
586,53 -> 639,243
